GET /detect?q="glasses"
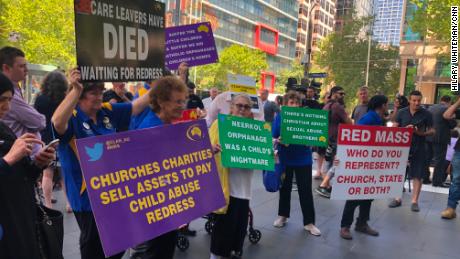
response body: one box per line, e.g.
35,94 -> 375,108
234,103 -> 252,111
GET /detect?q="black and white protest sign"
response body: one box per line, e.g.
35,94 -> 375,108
74,0 -> 165,82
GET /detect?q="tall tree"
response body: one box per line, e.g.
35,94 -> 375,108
410,0 -> 460,42
0,0 -> 76,68
315,17 -> 400,107
195,44 -> 269,90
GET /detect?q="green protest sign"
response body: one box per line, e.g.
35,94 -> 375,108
218,114 -> 274,171
280,106 -> 329,147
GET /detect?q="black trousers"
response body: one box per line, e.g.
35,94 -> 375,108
340,199 -> 373,228
130,230 -> 178,259
74,211 -> 124,259
432,142 -> 449,185
211,196 -> 249,257
278,165 -> 315,225
424,142 -> 434,181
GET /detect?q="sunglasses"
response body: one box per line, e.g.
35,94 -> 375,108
234,103 -> 252,111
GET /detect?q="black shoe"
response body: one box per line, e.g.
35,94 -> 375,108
180,227 -> 197,237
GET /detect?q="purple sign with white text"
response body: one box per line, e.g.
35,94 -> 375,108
165,22 -> 219,70
76,120 -> 225,256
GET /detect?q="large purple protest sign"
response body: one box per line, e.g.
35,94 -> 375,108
165,22 -> 219,70
75,120 -> 225,256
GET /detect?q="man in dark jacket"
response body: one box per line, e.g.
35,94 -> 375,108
428,96 -> 457,187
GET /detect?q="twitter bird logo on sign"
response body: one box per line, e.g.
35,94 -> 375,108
85,143 -> 104,162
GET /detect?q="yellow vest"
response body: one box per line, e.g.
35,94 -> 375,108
209,120 -> 230,214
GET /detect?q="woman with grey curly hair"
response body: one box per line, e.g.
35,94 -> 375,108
34,70 -> 71,211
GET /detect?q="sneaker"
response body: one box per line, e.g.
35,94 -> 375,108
273,216 -> 288,228
388,199 -> 401,208
315,186 -> 331,198
441,207 -> 457,219
340,227 -> 352,240
304,224 -> 321,236
411,203 -> 420,212
355,223 -> 379,236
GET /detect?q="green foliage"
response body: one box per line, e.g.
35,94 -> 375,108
0,0 -> 76,68
195,44 -> 269,90
409,0 -> 460,42
0,0 -> 7,47
315,16 -> 400,108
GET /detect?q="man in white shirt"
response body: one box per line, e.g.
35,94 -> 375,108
202,87 -> 219,111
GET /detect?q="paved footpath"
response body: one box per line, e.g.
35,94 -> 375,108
58,170 -> 460,259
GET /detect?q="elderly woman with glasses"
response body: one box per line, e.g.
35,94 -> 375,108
51,69 -> 152,259
209,94 -> 256,259
130,76 -> 188,259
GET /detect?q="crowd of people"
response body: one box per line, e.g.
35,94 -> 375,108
1,45 -> 460,259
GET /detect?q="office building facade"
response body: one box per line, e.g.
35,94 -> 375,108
335,0 -> 373,31
398,0 -> 450,103
372,0 -> 404,46
296,0 -> 335,62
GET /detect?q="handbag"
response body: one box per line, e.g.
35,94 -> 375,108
263,162 -> 285,192
35,188 -> 64,259
263,142 -> 285,192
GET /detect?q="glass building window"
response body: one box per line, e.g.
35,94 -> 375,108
435,58 -> 451,78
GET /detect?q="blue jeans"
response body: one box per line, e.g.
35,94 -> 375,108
448,151 -> 460,209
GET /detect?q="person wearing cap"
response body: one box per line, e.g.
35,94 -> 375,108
0,72 -> 57,259
315,86 -> 352,198
51,69 -> 152,259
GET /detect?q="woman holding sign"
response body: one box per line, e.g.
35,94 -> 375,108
272,92 -> 321,236
209,94 -> 255,259
130,76 -> 188,259
51,69 -> 152,259
339,95 -> 387,240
